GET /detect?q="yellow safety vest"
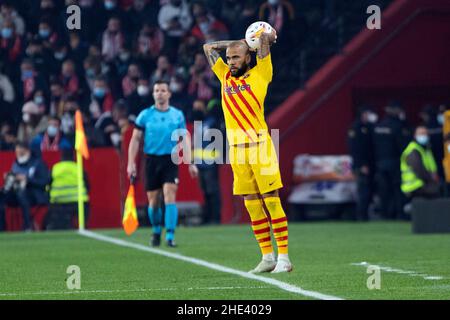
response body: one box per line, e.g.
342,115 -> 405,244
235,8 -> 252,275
400,141 -> 437,194
50,161 -> 89,203
193,148 -> 221,162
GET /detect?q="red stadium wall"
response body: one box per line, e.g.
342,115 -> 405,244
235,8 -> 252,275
0,148 -> 205,229
0,149 -> 123,229
267,0 -> 450,201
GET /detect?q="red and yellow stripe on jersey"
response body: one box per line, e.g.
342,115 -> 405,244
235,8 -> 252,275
212,54 -> 273,145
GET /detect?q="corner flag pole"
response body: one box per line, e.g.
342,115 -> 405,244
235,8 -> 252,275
74,110 -> 89,231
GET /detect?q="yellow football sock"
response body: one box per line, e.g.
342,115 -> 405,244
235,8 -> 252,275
263,197 -> 288,255
244,199 -> 274,255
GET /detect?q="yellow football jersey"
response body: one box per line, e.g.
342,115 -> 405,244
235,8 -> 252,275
212,54 -> 272,145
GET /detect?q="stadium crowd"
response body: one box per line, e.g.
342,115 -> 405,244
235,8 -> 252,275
0,0 -> 304,230
0,0 -> 302,152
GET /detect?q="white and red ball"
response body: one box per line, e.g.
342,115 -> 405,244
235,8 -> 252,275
245,21 -> 275,50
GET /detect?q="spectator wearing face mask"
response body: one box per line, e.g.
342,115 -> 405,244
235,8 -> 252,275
17,59 -> 48,106
23,37 -> 54,81
94,99 -> 127,148
60,96 -> 79,145
190,5 -> 228,43
30,116 -> 72,156
0,2 -> 25,36
88,76 -> 115,120
0,141 -> 50,232
125,76 -> 153,118
83,56 -> 102,94
17,101 -> 49,144
37,19 -> 59,49
52,41 -> 70,72
401,125 -> 440,199
347,105 -> 378,221
0,18 -> 22,79
169,74 -> 191,117
36,0 -> 59,32
32,89 -> 47,114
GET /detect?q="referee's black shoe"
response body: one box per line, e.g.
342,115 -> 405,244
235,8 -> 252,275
167,240 -> 177,248
151,234 -> 161,247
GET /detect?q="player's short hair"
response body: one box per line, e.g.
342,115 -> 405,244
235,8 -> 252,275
227,41 -> 249,52
153,80 -> 170,90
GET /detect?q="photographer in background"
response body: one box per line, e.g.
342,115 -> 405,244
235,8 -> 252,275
0,142 -> 50,231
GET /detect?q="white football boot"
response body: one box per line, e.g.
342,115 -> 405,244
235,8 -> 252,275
249,258 -> 277,273
271,257 -> 293,273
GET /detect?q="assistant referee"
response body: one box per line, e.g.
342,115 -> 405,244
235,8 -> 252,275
127,80 -> 198,247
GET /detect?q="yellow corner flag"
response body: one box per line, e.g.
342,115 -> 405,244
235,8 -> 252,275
123,183 -> 139,235
75,110 -> 89,159
74,110 -> 89,230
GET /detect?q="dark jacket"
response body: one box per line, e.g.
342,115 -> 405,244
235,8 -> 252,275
347,119 -> 374,171
373,116 -> 411,167
11,156 -> 50,205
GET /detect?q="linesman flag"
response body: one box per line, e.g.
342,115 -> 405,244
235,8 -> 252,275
123,180 -> 139,235
75,110 -> 89,159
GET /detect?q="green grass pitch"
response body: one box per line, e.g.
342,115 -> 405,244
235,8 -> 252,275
0,222 -> 449,300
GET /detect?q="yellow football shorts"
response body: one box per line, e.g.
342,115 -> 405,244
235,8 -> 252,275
229,137 -> 283,195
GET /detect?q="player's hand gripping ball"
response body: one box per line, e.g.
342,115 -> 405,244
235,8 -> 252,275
245,21 -> 276,50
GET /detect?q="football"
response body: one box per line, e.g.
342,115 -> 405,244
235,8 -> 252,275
245,21 -> 275,50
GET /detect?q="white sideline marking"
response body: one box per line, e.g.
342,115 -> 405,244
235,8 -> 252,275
0,286 -> 271,297
351,262 -> 444,280
78,230 -> 343,300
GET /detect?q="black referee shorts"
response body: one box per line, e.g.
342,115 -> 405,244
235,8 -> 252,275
145,154 -> 179,191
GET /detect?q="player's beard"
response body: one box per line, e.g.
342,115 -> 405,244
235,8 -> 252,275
231,63 -> 248,78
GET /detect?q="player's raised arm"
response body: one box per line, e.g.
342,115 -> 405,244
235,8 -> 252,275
127,128 -> 143,179
203,41 -> 235,67
257,30 -> 277,59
